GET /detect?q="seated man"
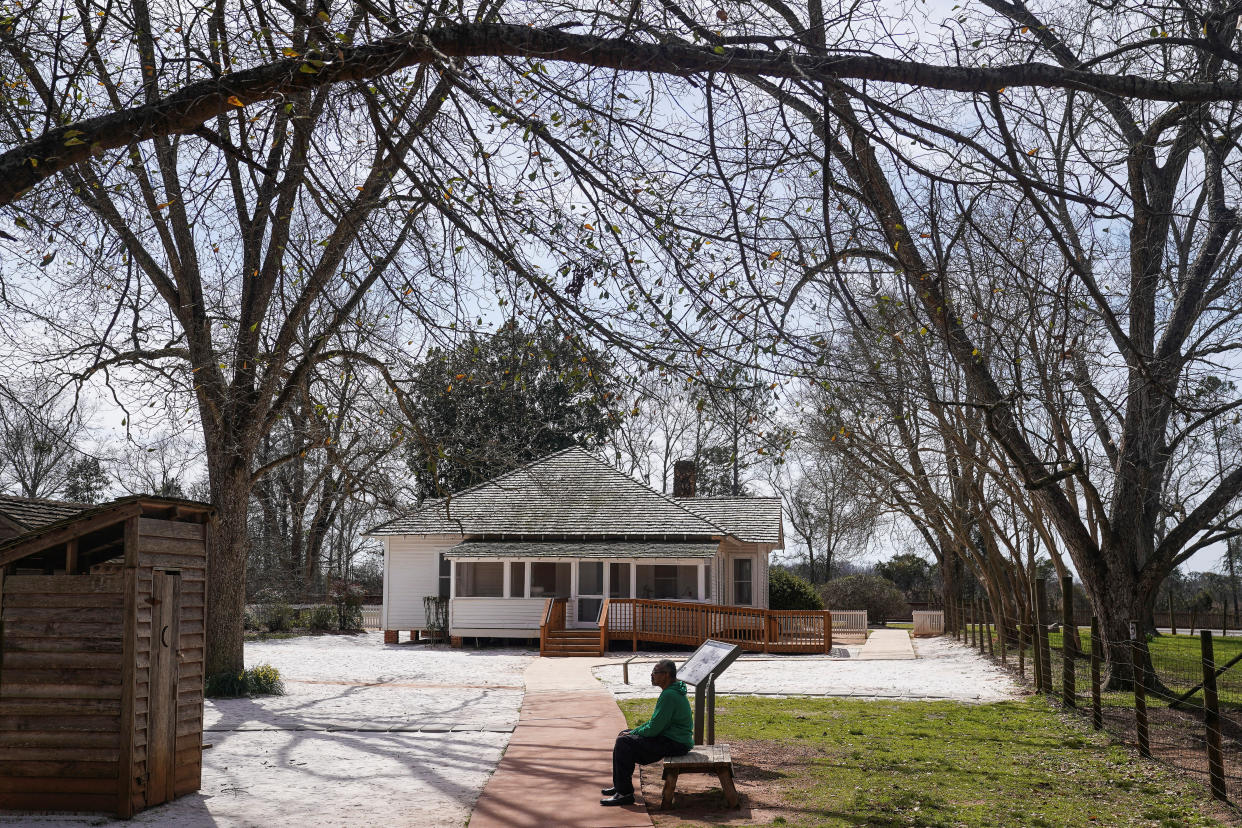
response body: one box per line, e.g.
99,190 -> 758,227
601,659 -> 693,806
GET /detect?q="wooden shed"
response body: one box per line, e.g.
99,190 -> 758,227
0,494 -> 213,817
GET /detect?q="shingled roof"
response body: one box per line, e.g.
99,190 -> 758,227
445,541 -> 720,558
676,497 -> 784,546
0,493 -> 91,532
368,447 -> 730,539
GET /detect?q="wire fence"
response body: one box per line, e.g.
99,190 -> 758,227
947,577 -> 1242,806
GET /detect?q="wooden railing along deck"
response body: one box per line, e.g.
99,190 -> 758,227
600,598 -> 832,654
538,597 -> 568,656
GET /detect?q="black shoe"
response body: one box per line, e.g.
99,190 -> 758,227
601,787 -> 617,796
600,793 -> 635,807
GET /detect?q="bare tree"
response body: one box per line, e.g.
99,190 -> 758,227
0,377 -> 95,499
771,449 -> 877,583
4,0 -> 1242,687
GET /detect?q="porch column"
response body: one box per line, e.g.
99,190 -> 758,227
503,561 -> 512,598
449,560 -> 457,599
697,562 -> 706,602
524,561 -> 531,598
629,562 -> 637,600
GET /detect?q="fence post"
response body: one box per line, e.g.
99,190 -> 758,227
977,600 -> 985,655
1031,584 -> 1043,692
1090,616 -> 1102,731
1062,575 -> 1075,708
1040,621 -> 1054,693
1035,579 -> 1052,693
1132,622 -> 1151,758
1018,615 -> 1026,680
986,603 -> 994,657
998,608 -> 1008,664
1201,630 -> 1227,801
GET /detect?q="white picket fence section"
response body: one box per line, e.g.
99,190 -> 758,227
828,609 -> 868,643
362,606 -> 382,629
913,610 -> 944,637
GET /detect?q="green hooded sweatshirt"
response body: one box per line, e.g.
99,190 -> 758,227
630,680 -> 694,748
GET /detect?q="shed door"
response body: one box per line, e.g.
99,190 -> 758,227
147,570 -> 181,806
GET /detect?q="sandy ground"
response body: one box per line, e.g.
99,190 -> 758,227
3,633 -> 536,828
593,635 -> 1022,702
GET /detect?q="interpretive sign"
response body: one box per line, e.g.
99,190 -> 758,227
679,639 -> 743,746
679,639 -> 743,686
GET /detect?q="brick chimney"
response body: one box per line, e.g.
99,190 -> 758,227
672,460 -> 696,498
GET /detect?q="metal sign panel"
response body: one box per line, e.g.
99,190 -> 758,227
679,639 -> 743,686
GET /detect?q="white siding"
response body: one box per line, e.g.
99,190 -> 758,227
384,534 -> 462,629
758,547 -> 770,610
719,539 -> 772,609
450,597 -> 548,632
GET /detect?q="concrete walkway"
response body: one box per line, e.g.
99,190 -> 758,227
856,629 -> 917,660
470,658 -> 653,828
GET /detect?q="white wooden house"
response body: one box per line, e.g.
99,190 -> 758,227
367,447 -> 783,644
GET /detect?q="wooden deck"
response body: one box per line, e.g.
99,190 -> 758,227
539,597 -> 833,656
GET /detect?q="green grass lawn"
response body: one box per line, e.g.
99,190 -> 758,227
621,696 -> 1232,827
962,625 -> 1242,708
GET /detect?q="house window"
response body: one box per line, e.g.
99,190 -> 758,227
654,565 -> 678,598
609,563 -> 632,598
438,554 -> 451,599
509,562 -> 526,597
636,564 -> 700,600
458,561 -> 504,597
733,558 -> 753,606
529,562 -> 571,597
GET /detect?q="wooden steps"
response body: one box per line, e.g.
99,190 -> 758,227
541,629 -> 603,657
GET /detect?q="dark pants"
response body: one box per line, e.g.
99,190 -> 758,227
611,732 -> 690,795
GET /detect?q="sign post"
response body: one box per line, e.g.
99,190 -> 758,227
679,639 -> 743,745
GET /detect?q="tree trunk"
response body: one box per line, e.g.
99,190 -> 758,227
205,460 -> 251,677
1094,578 -> 1161,691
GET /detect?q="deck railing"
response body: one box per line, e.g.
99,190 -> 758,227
602,598 -> 832,654
538,597 -> 568,657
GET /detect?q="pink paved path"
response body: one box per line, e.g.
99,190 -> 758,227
470,658 -> 653,828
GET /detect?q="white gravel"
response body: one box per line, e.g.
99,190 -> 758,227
593,635 -> 1022,702
3,633 -> 538,828
207,633 -> 535,731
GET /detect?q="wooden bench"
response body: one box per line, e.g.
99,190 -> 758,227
660,744 -> 739,809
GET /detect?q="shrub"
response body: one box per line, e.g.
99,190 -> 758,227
769,568 -> 824,610
243,608 -> 261,631
307,604 -> 337,632
330,578 -> 365,631
264,602 -> 296,633
818,574 -> 909,622
205,664 -> 286,698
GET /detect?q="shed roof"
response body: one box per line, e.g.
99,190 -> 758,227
367,448 -> 727,539
0,494 -> 214,567
445,541 -> 719,559
676,497 -> 784,546
0,493 -> 91,531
